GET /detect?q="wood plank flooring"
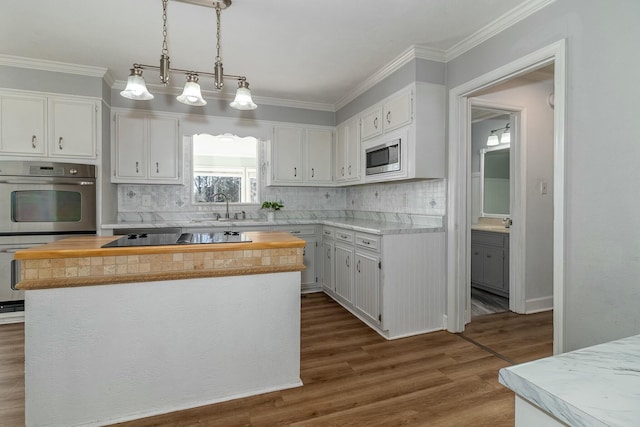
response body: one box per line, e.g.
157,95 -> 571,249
0,293 -> 552,426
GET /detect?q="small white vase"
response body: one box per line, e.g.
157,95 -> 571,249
267,211 -> 275,222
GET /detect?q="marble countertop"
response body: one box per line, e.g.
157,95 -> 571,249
499,334 -> 640,426
102,217 -> 444,235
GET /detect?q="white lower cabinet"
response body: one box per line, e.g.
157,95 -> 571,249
324,227 -> 445,339
334,243 -> 354,303
273,225 -> 320,293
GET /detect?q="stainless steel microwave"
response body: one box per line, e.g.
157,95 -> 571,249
365,138 -> 401,175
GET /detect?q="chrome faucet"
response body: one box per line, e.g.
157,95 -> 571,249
211,192 -> 230,219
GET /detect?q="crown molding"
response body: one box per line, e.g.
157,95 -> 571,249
334,45 -> 445,111
445,0 -> 556,62
0,54 -> 108,79
113,79 -> 336,112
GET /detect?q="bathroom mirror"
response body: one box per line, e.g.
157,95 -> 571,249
192,133 -> 259,205
480,144 -> 510,216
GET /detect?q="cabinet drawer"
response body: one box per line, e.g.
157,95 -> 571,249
335,229 -> 354,243
278,225 -> 316,236
322,227 -> 334,239
471,230 -> 506,247
355,233 -> 380,252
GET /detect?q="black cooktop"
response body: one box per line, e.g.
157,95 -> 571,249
102,231 -> 252,248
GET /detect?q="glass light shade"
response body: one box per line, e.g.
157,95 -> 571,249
500,131 -> 511,144
120,70 -> 153,100
230,83 -> 257,110
487,134 -> 499,146
177,76 -> 207,106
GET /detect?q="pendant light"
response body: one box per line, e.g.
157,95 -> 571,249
500,123 -> 511,144
486,122 -> 510,146
120,0 -> 257,110
487,131 -> 500,146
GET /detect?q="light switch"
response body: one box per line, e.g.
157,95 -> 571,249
539,181 -> 548,195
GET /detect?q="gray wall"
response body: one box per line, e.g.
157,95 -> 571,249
448,0 -> 640,351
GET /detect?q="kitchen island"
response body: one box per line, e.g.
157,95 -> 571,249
15,232 -> 306,427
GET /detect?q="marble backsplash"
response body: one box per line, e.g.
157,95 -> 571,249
117,178 -> 446,224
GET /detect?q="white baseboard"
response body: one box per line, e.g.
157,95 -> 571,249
525,296 -> 553,314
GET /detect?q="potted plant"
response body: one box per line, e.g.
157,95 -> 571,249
261,201 -> 284,221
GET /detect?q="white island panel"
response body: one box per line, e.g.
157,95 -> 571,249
25,272 -> 302,427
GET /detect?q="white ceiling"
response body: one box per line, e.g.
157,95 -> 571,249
0,0 -> 535,109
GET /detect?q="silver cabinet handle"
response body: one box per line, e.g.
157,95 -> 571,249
327,248 -> 331,259
32,135 -> 37,148
373,117 -> 378,129
58,137 -> 64,150
346,255 -> 350,268
294,167 -> 297,177
362,239 -> 370,245
357,260 -> 361,273
311,168 -> 315,178
135,161 -> 139,173
156,162 -> 159,173
348,165 -> 352,176
386,111 -> 392,124
341,166 -> 345,176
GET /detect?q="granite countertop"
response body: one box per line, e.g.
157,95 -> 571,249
101,217 -> 444,235
499,334 -> 640,426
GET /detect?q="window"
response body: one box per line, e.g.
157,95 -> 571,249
192,134 -> 258,204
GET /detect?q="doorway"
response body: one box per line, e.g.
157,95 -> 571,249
446,40 -> 566,354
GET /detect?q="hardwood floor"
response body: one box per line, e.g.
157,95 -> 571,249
0,293 -> 552,426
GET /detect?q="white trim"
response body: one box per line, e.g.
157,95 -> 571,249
447,39 -> 566,355
525,296 -> 554,314
334,45 -> 445,111
445,0 -> 557,62
0,54 -> 108,78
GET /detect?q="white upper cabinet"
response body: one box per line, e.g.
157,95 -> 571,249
0,94 -> 46,155
270,126 -> 304,184
360,89 -> 412,141
0,91 -> 99,159
267,125 -> 333,187
306,129 -> 333,184
360,105 -> 383,141
382,90 -> 412,132
49,98 -> 97,158
335,115 -> 360,184
112,110 -> 181,184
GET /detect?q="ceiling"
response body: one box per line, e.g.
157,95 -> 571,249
0,0 -> 534,109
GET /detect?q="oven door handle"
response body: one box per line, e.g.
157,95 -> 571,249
11,259 -> 19,290
0,179 -> 95,186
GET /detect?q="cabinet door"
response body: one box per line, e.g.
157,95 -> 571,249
0,94 -> 46,155
301,238 -> 317,287
334,244 -> 354,303
483,247 -> 505,289
360,105 -> 382,141
114,114 -> 146,179
322,240 -> 334,292
335,123 -> 347,181
272,126 -> 303,183
355,251 -> 380,324
49,98 -> 96,158
148,117 -> 179,180
306,129 -> 333,184
345,117 -> 360,180
471,245 -> 485,285
383,91 -> 412,132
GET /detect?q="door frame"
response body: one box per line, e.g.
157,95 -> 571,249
446,39 -> 566,354
469,100 -> 526,318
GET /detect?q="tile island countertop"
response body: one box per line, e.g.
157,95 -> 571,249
499,334 -> 640,426
15,231 -> 306,290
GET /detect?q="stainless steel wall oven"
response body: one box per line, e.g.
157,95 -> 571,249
0,161 -> 97,314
